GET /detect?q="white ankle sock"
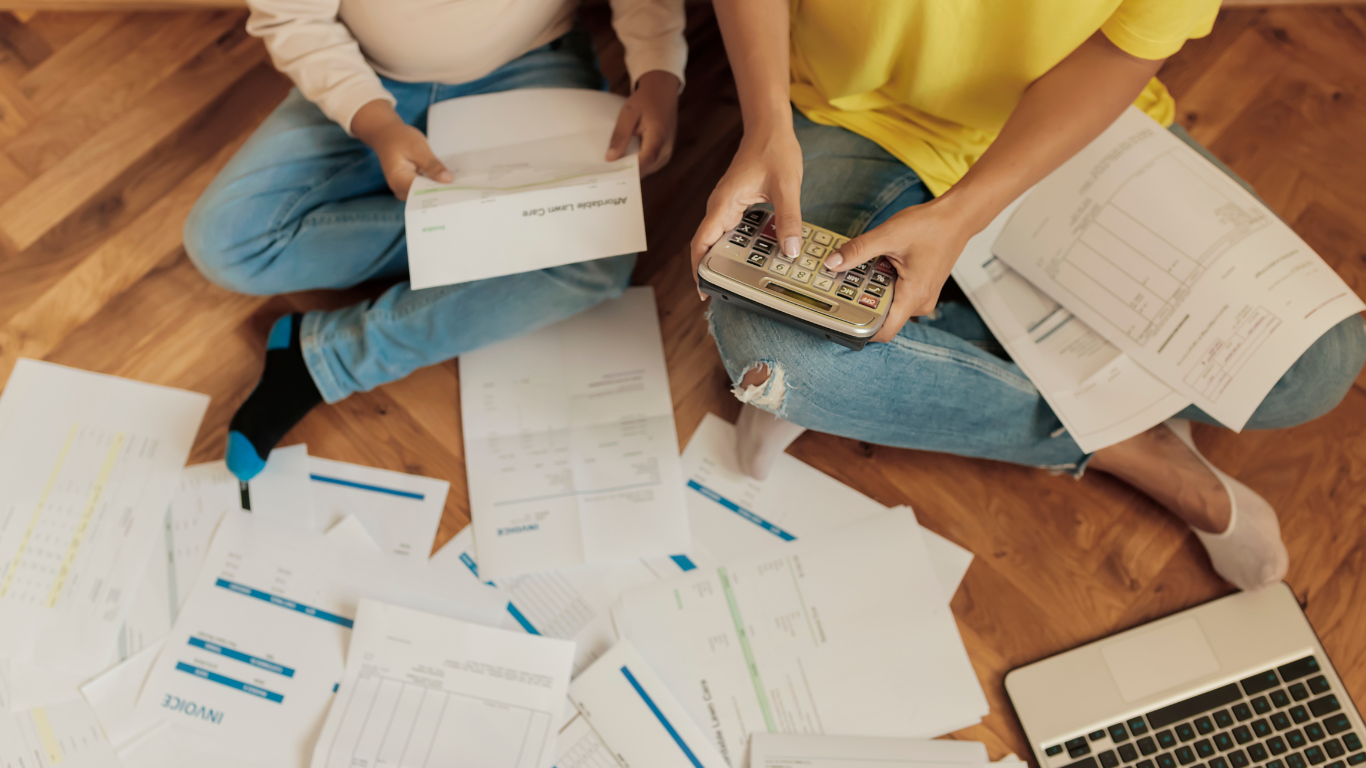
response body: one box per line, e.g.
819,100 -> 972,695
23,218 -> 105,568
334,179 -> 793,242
735,404 -> 807,481
1165,419 -> 1289,591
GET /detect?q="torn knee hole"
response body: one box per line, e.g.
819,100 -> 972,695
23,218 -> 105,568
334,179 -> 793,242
733,362 -> 787,412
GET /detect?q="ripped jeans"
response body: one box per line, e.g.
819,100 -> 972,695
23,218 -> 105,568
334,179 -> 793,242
707,111 -> 1366,474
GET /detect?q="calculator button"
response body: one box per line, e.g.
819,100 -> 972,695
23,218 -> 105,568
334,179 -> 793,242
858,294 -> 879,308
852,262 -> 869,275
871,271 -> 891,286
791,269 -> 812,284
798,256 -> 820,270
745,253 -> 766,267
813,230 -> 833,245
813,277 -> 835,292
730,234 -> 750,247
805,243 -> 827,258
864,284 -> 885,297
763,219 -> 777,239
801,225 -> 812,238
875,258 -> 894,273
843,273 -> 863,287
753,238 -> 775,255
819,267 -> 838,278
769,261 -> 791,276
736,223 -> 757,237
836,285 -> 858,300
743,209 -> 765,223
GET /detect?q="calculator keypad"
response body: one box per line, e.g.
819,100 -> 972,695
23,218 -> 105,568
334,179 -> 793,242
722,208 -> 894,311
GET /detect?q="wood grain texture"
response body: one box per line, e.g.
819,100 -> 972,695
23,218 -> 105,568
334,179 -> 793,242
0,4 -> 1362,757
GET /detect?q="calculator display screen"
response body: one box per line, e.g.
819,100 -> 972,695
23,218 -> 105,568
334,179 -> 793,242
765,282 -> 833,312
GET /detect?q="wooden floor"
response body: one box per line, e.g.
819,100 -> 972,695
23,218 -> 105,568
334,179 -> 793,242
1,5 -> 1364,755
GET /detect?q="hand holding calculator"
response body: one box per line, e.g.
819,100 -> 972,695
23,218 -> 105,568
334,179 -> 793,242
697,205 -> 895,350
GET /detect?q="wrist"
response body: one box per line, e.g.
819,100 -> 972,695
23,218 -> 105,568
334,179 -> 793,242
634,69 -> 681,95
933,180 -> 1009,236
350,99 -> 403,147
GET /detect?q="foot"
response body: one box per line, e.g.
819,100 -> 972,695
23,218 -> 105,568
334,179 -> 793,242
1090,420 -> 1288,591
225,314 -> 323,481
735,403 -> 807,481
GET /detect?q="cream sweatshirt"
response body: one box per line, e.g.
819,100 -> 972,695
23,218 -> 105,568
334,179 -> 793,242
245,0 -> 687,134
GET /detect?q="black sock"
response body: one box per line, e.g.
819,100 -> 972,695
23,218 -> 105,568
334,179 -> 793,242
225,314 -> 323,480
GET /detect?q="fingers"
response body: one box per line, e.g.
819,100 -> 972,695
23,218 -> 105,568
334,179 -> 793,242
690,194 -> 746,300
389,165 -> 417,201
606,106 -> 639,162
872,274 -> 941,342
637,120 -> 674,178
415,144 -> 452,184
769,181 -> 804,259
825,226 -> 890,272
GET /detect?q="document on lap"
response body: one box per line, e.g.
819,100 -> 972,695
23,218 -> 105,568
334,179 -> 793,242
130,511 -> 507,768
749,732 -> 989,768
0,359 -> 208,681
612,512 -> 989,766
405,88 -> 647,289
556,640 -> 729,768
460,287 -> 691,579
309,598 -> 573,768
990,107 -> 1365,430
681,413 -> 972,601
952,199 -> 1192,453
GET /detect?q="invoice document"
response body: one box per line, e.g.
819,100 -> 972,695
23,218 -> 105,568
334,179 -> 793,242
0,697 -> 120,768
0,360 -> 208,677
131,511 -> 507,768
557,640 -> 729,768
309,598 -> 574,768
405,88 -> 646,289
432,526 -> 692,676
749,733 -> 988,768
681,414 -> 972,600
991,107 -> 1365,429
244,444 -> 315,531
952,199 -> 1190,452
461,287 -> 690,579
309,456 -> 448,567
613,512 -> 988,766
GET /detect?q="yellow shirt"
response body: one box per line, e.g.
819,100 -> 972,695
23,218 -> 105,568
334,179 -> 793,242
789,0 -> 1220,195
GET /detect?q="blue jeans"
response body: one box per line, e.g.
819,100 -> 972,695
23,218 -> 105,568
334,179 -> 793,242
184,29 -> 635,403
708,112 -> 1366,473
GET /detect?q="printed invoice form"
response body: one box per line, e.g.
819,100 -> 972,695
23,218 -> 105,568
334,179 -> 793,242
613,512 -> 988,766
0,360 -> 208,677
310,598 -> 574,768
952,200 -> 1190,452
461,287 -> 690,579
991,107 -> 1365,429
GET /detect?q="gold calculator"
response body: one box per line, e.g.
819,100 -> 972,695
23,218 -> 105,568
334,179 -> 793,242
697,205 -> 894,350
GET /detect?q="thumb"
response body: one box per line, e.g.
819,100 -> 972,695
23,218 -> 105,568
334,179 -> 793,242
606,106 -> 639,162
414,142 -> 452,184
770,181 -> 804,259
824,225 -> 892,272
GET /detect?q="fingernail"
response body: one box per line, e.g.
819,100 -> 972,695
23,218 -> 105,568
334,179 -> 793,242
783,237 -> 801,257
825,252 -> 844,269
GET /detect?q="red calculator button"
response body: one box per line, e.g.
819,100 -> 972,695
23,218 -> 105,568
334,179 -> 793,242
762,219 -> 777,239
875,259 -> 893,274
858,295 -> 879,308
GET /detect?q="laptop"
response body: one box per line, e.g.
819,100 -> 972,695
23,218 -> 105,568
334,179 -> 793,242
1007,583 -> 1363,768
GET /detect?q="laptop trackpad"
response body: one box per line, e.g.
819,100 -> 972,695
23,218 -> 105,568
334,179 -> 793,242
1102,617 -> 1221,703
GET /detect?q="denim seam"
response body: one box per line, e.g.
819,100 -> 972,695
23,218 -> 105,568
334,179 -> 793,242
272,151 -> 379,236
299,311 -> 348,404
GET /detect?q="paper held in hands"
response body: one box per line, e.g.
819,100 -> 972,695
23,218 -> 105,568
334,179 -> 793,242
405,88 -> 647,289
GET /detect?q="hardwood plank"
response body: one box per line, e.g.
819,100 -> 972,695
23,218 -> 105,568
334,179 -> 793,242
0,22 -> 262,251
17,11 -> 136,107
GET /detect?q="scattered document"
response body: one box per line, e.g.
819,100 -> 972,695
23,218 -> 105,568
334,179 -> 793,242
749,733 -> 988,768
310,598 -> 574,768
461,287 -> 690,579
406,88 -> 646,289
244,444 -> 315,531
613,512 -> 988,766
132,511 -> 507,768
80,639 -> 164,749
558,640 -> 729,768
0,696 -> 120,768
682,413 -> 972,599
309,456 -> 447,566
952,200 -> 1191,452
0,360 -> 208,678
991,107 -> 1365,429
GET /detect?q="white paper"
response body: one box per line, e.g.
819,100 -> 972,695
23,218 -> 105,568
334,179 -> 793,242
0,359 -> 209,677
80,639 -> 164,749
749,732 -> 988,768
309,598 -> 574,768
406,88 -> 646,289
309,456 -> 447,567
991,107 -> 1365,429
952,199 -> 1191,452
558,640 -> 729,768
682,414 -> 972,600
245,444 -> 315,531
613,512 -> 988,766
461,287 -> 691,579
0,697 -> 121,768
431,526 -> 691,676
131,511 -> 507,768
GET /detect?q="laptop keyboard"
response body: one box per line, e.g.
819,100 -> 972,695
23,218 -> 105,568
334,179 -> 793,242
1044,656 -> 1363,768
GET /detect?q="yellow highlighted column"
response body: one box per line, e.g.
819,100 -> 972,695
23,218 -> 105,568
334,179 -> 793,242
32,706 -> 64,764
47,433 -> 124,608
0,425 -> 77,599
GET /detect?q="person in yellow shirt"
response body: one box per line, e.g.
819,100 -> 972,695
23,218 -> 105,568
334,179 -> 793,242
690,0 -> 1366,591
